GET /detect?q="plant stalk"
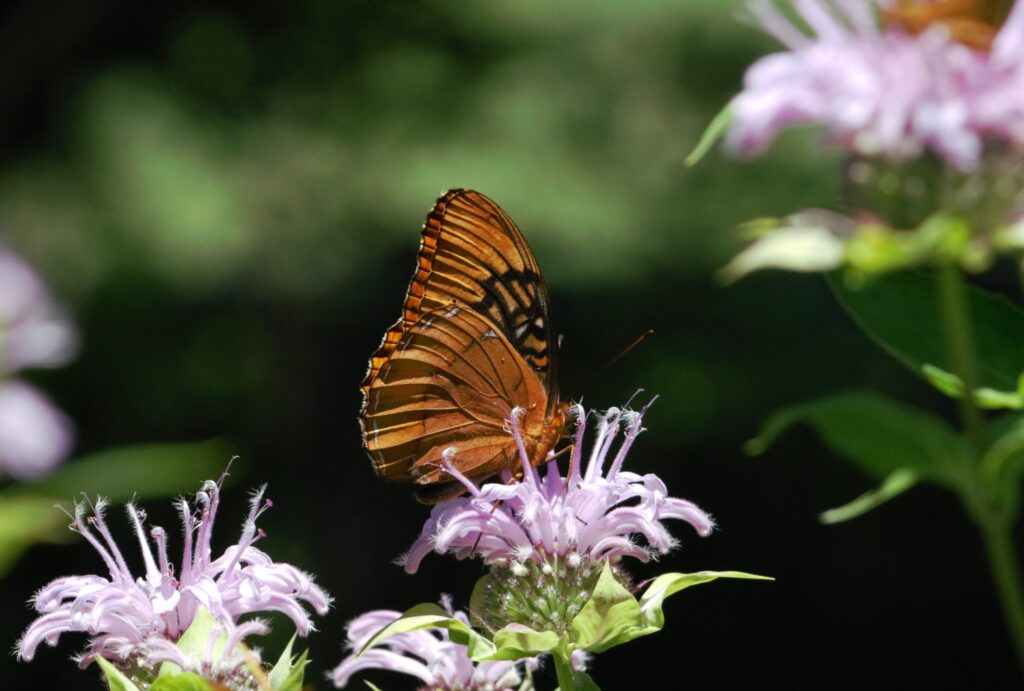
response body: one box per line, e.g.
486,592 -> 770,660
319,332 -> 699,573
980,517 -> 1024,675
553,652 -> 577,690
935,263 -> 1024,674
934,262 -> 987,455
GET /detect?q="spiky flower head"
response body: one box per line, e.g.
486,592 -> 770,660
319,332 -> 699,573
403,401 -> 713,634
17,476 -> 331,688
328,596 -> 536,690
728,0 -> 1024,171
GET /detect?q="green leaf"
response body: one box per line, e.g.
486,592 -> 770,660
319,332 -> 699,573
749,391 -> 969,518
363,683 -> 384,691
570,562 -> 641,653
267,635 -> 300,690
150,673 -> 214,691
359,603 -> 499,661
685,102 -> 732,167
272,648 -> 308,691
719,225 -> 845,283
0,440 -> 232,579
567,570 -> 771,655
749,390 -> 967,483
96,656 -> 142,691
829,271 -> 1024,401
567,564 -> 772,654
7,439 -> 232,502
157,607 -> 226,679
819,469 -> 919,523
639,570 -> 772,631
492,625 -> 563,659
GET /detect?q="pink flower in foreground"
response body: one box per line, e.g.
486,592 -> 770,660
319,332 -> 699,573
727,0 -> 1024,170
404,402 -> 714,574
0,246 -> 77,480
328,597 -> 535,690
17,477 -> 330,683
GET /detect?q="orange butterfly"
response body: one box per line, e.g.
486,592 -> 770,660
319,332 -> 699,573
883,0 -> 1003,49
360,189 -> 569,503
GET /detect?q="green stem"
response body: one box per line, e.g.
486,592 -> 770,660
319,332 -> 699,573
553,652 -> 577,691
934,262 -> 987,455
934,263 -> 1024,674
980,517 -> 1024,675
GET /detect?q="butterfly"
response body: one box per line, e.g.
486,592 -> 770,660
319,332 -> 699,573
882,0 -> 1001,49
360,189 -> 569,504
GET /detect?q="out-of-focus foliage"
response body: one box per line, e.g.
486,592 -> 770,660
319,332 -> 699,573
1,0 -> 834,302
0,439 -> 229,575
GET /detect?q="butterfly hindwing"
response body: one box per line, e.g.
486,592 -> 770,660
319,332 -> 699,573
362,304 -> 550,484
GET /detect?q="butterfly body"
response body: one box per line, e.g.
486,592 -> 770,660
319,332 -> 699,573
360,189 -> 566,503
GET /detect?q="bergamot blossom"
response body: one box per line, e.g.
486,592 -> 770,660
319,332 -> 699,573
0,246 -> 77,480
728,0 -> 1024,171
329,596 -> 537,690
403,401 -> 714,634
16,476 -> 331,687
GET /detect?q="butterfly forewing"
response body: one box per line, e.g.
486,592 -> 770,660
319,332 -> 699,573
363,304 -> 550,485
360,189 -> 565,500
361,189 -> 559,405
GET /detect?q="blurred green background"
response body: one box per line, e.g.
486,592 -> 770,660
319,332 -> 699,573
0,0 -> 1016,688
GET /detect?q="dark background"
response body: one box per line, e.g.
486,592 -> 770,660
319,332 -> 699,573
0,0 -> 1017,688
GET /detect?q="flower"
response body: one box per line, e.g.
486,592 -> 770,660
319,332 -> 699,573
17,476 -> 331,686
402,401 -> 713,634
404,402 -> 713,572
0,380 -> 74,480
0,246 -> 77,480
726,0 -> 1024,171
328,596 -> 535,690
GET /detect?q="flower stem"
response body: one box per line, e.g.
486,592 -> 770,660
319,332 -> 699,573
935,263 -> 1024,674
934,261 -> 987,455
553,652 -> 578,690
980,516 -> 1024,675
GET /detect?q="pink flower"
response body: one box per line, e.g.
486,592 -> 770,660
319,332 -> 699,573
0,246 -> 77,480
0,381 -> 72,480
328,597 -> 534,690
403,402 -> 714,574
17,477 -> 330,682
727,0 -> 1024,170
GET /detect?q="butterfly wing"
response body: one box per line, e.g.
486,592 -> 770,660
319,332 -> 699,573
361,189 -> 560,407
362,304 -> 550,487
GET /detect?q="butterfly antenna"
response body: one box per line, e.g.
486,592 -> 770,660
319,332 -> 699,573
581,329 -> 654,388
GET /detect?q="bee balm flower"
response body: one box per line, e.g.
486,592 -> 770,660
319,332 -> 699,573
403,402 -> 714,635
0,246 -> 77,480
727,0 -> 1024,171
329,597 -> 536,690
17,477 -> 330,687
